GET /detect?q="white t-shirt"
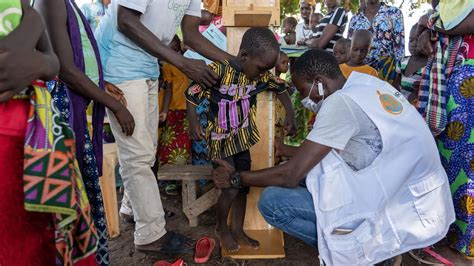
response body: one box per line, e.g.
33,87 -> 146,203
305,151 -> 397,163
306,92 -> 383,171
295,22 -> 313,43
95,0 -> 201,84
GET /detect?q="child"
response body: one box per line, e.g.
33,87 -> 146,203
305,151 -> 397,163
274,52 -> 291,139
333,38 -> 351,64
158,36 -> 191,195
309,13 -> 323,34
186,28 -> 296,252
340,29 -> 378,78
394,25 -> 429,103
281,17 -> 298,45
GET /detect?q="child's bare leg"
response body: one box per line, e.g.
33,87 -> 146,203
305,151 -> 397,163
216,188 -> 240,252
231,190 -> 260,249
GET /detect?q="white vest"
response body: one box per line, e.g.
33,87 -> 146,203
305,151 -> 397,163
306,73 -> 455,265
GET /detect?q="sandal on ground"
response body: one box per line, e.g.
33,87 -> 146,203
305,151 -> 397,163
136,231 -> 194,255
165,183 -> 179,196
154,258 -> 185,266
194,237 -> 215,264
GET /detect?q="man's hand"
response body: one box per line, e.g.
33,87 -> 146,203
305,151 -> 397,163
212,159 -> 235,189
106,82 -> 127,107
111,105 -> 135,136
180,58 -> 218,88
416,29 -> 434,57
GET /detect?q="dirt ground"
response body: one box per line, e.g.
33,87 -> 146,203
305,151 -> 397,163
109,190 -> 474,266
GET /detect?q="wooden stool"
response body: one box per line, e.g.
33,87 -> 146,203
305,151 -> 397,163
157,165 -> 219,227
99,143 -> 120,238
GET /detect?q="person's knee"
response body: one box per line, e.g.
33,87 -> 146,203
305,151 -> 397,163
258,187 -> 282,222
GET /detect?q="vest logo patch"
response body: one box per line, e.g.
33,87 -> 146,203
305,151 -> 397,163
377,90 -> 403,115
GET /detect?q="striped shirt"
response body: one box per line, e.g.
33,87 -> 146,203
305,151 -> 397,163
185,60 -> 286,159
313,7 -> 348,52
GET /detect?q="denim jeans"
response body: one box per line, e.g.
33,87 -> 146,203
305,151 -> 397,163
258,186 -> 318,248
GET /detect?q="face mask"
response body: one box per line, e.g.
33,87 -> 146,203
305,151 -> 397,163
301,80 -> 325,113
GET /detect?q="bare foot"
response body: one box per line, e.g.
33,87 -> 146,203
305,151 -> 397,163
216,228 -> 240,252
233,230 -> 260,250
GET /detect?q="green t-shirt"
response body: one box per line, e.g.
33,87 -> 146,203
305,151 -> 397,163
0,0 -> 22,38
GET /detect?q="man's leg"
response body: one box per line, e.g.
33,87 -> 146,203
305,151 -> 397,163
258,186 -> 318,248
107,79 -> 166,245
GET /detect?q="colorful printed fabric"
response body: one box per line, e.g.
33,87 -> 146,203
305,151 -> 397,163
348,3 -> 405,70
416,32 -> 463,136
159,110 -> 191,165
185,60 -> 287,159
191,98 -> 211,166
284,90 -> 309,146
395,56 -> 425,99
24,82 -> 99,265
437,64 -> 474,257
49,81 -> 108,266
375,55 -> 398,84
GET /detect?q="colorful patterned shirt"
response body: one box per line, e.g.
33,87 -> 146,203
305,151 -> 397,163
395,56 -> 425,99
348,3 -> 405,68
185,60 -> 287,159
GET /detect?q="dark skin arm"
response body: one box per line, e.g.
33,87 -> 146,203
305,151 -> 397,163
213,139 -> 332,188
159,81 -> 172,122
186,100 -> 205,140
275,91 -> 297,136
35,0 -> 135,136
274,137 -> 299,158
117,6 -> 222,88
306,24 -> 339,49
0,1 -> 59,101
181,15 -> 233,62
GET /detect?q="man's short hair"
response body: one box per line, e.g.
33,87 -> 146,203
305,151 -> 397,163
240,27 -> 279,56
291,49 -> 342,80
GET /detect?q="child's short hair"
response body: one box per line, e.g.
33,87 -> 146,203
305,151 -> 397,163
240,27 -> 280,56
334,38 -> 351,49
310,13 -> 323,21
282,17 -> 298,28
352,29 -> 373,45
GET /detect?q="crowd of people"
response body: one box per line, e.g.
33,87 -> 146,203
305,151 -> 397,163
0,0 -> 472,265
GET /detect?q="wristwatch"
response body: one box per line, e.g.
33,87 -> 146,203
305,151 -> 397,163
230,171 -> 242,189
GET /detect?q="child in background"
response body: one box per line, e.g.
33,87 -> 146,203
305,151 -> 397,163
340,29 -> 378,78
281,17 -> 298,45
275,52 -> 291,139
309,13 -> 323,34
158,36 -> 191,195
186,28 -> 296,252
394,25 -> 429,104
333,38 -> 351,64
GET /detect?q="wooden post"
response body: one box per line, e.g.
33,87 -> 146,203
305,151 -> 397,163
100,143 -> 120,238
221,27 -> 285,259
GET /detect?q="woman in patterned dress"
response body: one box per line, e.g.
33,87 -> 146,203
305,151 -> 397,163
416,2 -> 474,258
36,0 -> 135,264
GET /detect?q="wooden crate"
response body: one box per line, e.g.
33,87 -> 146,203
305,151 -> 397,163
222,0 -> 280,26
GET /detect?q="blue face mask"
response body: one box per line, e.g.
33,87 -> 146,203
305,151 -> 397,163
301,80 -> 325,113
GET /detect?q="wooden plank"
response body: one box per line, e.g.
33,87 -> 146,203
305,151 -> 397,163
183,187 -> 221,218
100,143 -> 120,238
182,180 -> 198,227
222,0 -> 280,26
157,165 -> 212,181
221,229 -> 285,259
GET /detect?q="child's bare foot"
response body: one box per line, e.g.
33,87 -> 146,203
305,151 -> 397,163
233,230 -> 260,250
216,229 -> 240,252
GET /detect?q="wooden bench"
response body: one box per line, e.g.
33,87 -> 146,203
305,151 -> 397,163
157,164 -> 219,227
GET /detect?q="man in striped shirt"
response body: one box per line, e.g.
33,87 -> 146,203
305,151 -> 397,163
305,0 -> 348,52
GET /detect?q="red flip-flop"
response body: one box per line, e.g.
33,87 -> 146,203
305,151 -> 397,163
154,258 -> 185,266
194,237 -> 216,263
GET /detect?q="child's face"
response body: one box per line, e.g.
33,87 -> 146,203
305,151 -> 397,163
240,50 -> 279,80
408,28 -> 418,55
349,39 -> 370,65
276,54 -> 289,74
282,22 -> 294,34
309,15 -> 320,30
333,43 -> 350,64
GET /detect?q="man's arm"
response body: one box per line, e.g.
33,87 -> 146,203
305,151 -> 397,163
117,6 -> 217,87
181,15 -> 233,62
213,139 -> 332,188
36,0 -> 135,136
306,24 -> 339,49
